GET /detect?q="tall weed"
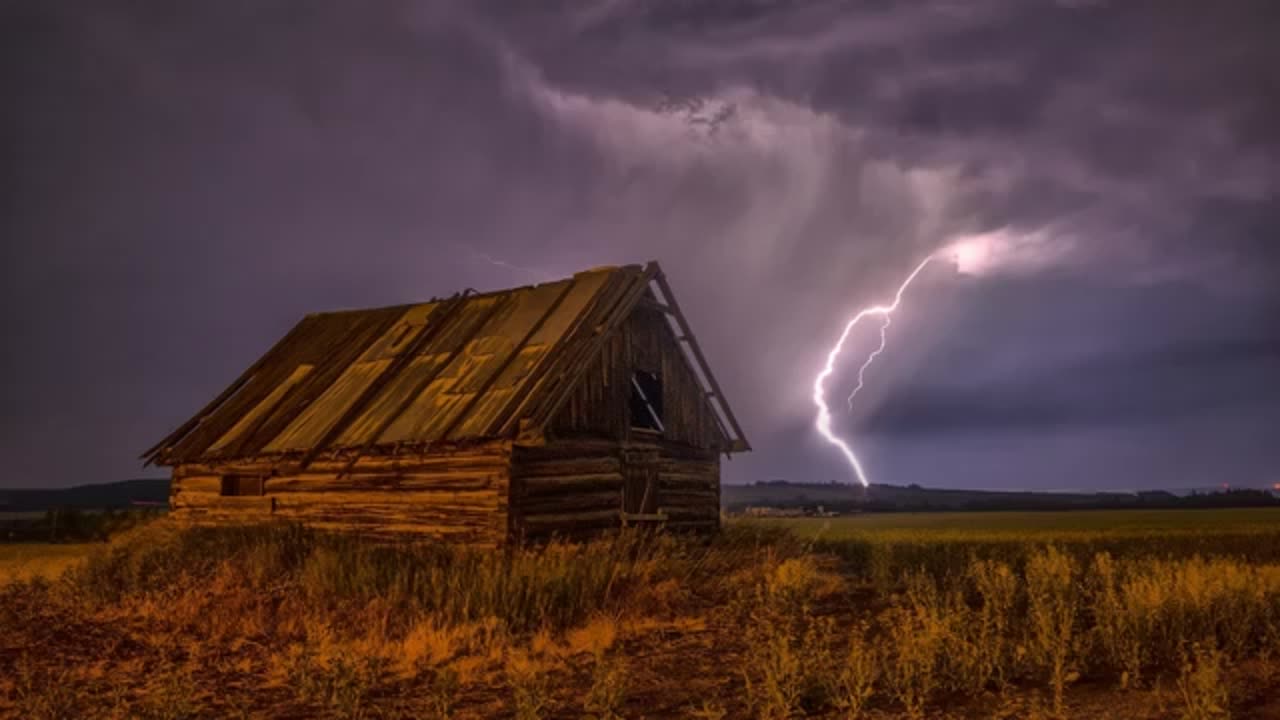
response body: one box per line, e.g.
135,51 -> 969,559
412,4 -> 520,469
1025,548 -> 1079,717
1177,643 -> 1230,720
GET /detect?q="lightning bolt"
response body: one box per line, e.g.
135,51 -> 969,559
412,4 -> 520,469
813,255 -> 936,486
846,314 -> 893,412
454,243 -> 559,283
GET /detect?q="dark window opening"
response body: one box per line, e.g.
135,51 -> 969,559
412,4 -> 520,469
220,475 -> 264,497
629,370 -> 665,433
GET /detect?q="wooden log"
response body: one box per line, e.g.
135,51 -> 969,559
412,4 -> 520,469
271,489 -> 499,508
172,493 -> 272,512
659,474 -> 718,491
513,441 -> 620,462
174,444 -> 512,477
267,475 -> 502,493
520,473 -> 623,496
520,491 -> 620,515
514,457 -> 622,477
658,445 -> 720,462
174,475 -> 222,494
273,496 -> 497,517
272,509 -> 496,532
522,508 -> 620,531
657,460 -> 718,475
656,489 -> 719,505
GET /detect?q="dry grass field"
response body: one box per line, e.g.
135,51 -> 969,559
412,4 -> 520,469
2,510 -> 1279,719
0,543 -> 98,585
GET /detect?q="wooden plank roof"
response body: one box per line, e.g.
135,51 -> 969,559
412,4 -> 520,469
144,262 -> 748,467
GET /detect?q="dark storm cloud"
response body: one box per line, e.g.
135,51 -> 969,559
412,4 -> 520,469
864,338 -> 1280,435
2,0 -> 1277,489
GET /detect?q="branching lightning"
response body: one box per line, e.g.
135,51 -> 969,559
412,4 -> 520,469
845,314 -> 893,412
812,255 -> 936,486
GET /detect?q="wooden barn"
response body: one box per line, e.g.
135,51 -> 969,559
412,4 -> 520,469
143,262 -> 749,546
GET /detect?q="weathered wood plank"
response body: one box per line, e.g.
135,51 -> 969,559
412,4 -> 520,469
514,458 -> 622,477
267,475 -> 502,493
659,474 -> 718,491
521,491 -> 620,515
657,489 -> 719,505
522,508 -> 620,530
657,460 -> 718,475
175,475 -> 222,494
513,441 -> 620,462
272,490 -> 499,508
172,493 -> 271,511
520,473 -> 623,497
175,444 -> 511,477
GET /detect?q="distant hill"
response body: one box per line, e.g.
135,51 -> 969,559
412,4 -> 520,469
0,479 -> 170,513
722,481 -> 1279,513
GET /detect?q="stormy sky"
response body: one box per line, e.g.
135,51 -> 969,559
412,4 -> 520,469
3,0 -> 1277,491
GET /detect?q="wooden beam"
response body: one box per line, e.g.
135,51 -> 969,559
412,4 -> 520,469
621,512 -> 668,523
637,297 -> 675,314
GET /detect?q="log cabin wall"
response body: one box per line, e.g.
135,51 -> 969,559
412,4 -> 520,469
510,440 -> 625,542
519,305 -> 725,540
649,440 -> 720,532
168,441 -> 512,546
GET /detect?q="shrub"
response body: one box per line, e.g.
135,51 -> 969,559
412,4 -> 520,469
584,650 -> 628,720
1177,643 -> 1231,720
741,615 -> 806,720
1025,547 -> 1079,717
505,650 -> 552,720
833,626 -> 879,719
882,600 -> 945,720
965,558 -> 1019,690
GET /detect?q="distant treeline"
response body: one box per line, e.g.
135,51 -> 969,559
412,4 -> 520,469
724,482 -> 1280,514
0,507 -> 165,543
0,478 -> 169,513
842,488 -> 1280,514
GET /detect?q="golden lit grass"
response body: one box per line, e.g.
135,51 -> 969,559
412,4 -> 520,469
2,519 -> 1279,718
747,508 -> 1280,592
0,543 -> 95,585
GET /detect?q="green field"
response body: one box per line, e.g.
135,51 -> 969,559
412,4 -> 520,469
737,508 -> 1280,588
749,507 -> 1280,537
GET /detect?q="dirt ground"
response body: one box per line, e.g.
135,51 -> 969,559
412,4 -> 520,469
4,579 -> 1279,719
